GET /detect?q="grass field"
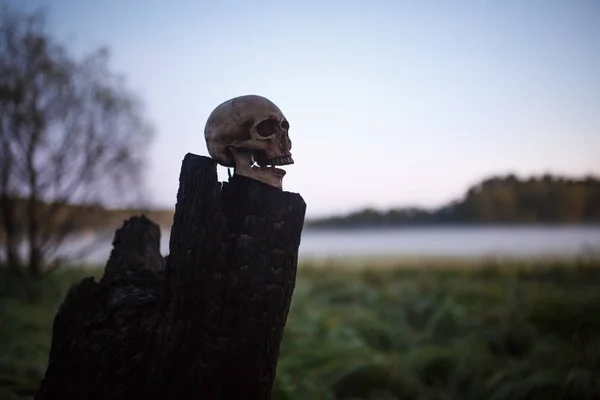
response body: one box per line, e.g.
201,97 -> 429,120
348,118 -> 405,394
2,257 -> 600,399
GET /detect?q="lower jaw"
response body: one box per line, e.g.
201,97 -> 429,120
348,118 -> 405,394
252,165 -> 286,178
235,165 -> 286,190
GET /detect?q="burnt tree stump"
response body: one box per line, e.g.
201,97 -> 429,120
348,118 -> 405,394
35,153 -> 306,400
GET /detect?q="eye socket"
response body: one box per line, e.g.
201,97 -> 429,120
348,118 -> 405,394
281,120 -> 290,130
256,118 -> 280,137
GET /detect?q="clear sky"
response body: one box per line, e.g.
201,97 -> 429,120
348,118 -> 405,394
7,0 -> 600,217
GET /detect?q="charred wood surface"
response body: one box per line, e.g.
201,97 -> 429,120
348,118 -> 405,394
35,153 -> 306,400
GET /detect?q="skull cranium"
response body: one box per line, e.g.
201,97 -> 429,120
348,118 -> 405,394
204,95 -> 294,190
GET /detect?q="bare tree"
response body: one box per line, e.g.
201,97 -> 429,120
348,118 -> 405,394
0,5 -> 154,277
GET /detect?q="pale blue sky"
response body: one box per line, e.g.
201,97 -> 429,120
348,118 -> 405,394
8,0 -> 600,217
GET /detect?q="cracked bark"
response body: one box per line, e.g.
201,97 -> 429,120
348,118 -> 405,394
35,153 -> 306,400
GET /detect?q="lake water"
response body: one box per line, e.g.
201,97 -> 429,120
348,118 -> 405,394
71,226 -> 600,265
298,227 -> 600,259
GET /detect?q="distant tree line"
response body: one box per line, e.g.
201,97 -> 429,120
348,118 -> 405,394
308,174 -> 600,228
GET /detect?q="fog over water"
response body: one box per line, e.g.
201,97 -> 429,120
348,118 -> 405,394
59,226 -> 600,266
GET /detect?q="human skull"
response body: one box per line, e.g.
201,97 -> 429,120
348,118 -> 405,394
204,95 -> 293,190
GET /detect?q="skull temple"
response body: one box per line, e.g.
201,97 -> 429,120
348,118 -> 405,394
204,95 -> 294,190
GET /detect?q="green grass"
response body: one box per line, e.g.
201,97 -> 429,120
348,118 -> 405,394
2,258 -> 600,399
0,267 -> 103,400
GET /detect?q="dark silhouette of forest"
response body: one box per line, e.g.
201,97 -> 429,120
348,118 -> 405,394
2,174 -> 599,239
309,174 -> 600,228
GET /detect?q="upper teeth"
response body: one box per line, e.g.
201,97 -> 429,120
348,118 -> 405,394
269,155 -> 294,166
